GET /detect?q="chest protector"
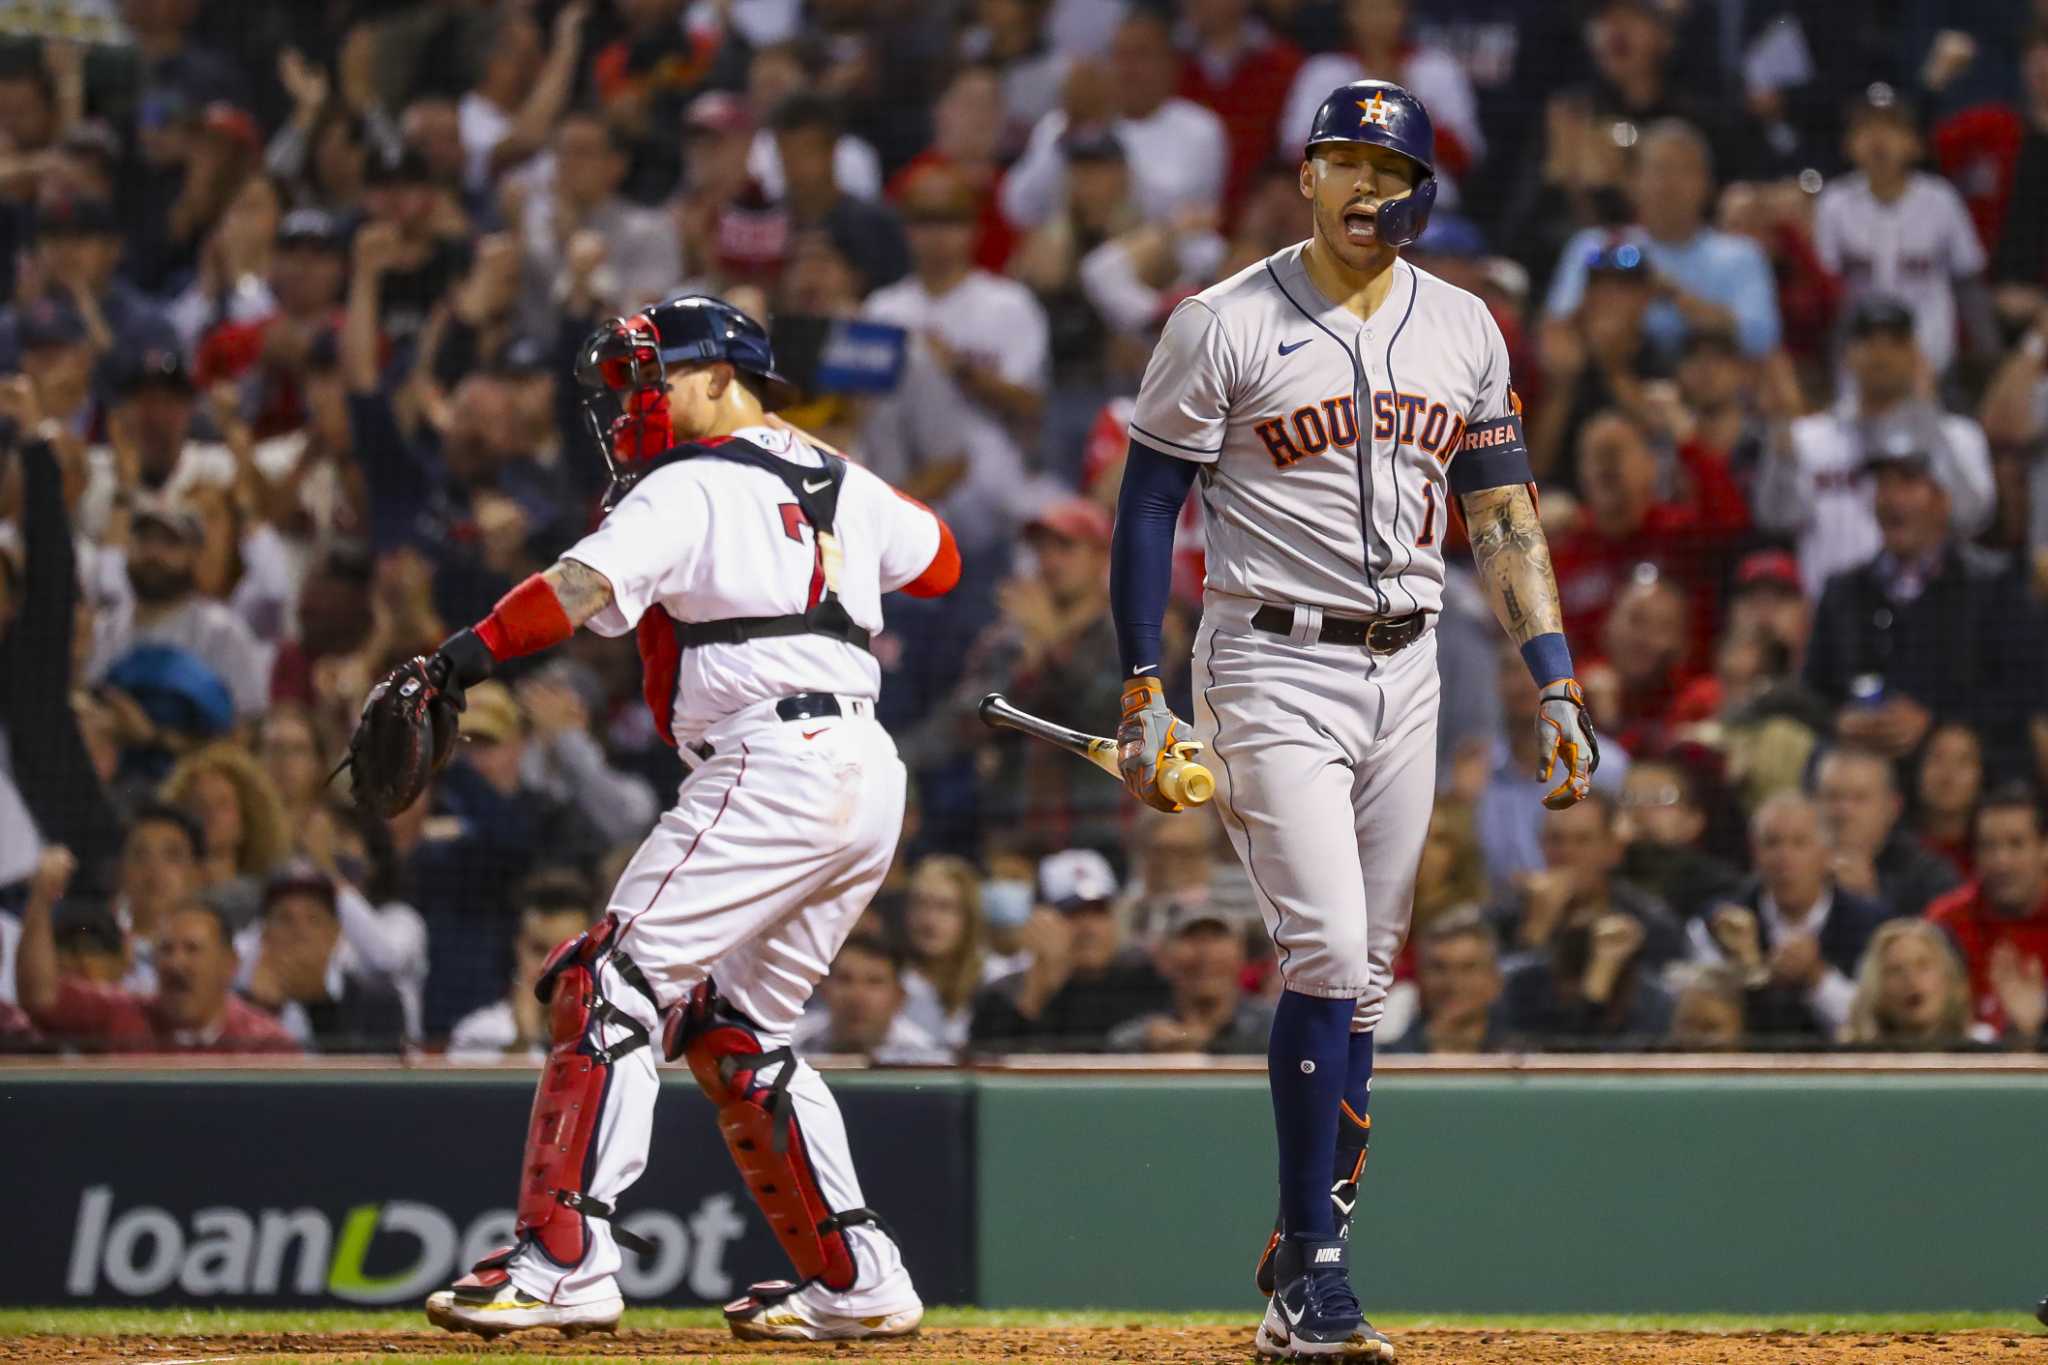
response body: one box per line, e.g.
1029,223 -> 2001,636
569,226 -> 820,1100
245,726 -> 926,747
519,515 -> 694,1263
629,436 -> 868,749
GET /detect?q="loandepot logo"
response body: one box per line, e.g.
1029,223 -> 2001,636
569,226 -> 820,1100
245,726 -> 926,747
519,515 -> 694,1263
65,1186 -> 747,1304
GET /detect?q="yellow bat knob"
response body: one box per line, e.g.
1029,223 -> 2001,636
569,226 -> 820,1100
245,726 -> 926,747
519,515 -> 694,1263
1159,758 -> 1215,807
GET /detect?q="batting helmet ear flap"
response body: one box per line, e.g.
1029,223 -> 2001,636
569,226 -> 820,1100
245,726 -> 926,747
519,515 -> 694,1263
1371,174 -> 1437,250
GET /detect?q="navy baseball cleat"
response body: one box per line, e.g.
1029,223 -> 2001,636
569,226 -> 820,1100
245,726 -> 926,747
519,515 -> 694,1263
1255,1234 -> 1395,1361
1257,1102 -> 1370,1296
2036,1295 -> 2047,1328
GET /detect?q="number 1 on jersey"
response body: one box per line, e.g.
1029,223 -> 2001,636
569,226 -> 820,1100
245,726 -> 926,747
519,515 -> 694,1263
1416,482 -> 1437,548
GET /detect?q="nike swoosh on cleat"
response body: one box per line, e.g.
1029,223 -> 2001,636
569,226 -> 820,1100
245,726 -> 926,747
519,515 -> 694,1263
1278,339 -> 1312,356
803,477 -> 832,492
1281,1300 -> 1306,1328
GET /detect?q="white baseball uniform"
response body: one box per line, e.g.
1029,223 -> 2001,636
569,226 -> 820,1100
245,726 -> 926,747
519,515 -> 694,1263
1131,244 -> 1524,1028
499,423 -> 944,1312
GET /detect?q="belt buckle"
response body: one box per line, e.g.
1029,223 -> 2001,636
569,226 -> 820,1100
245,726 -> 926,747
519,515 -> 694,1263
1365,617 -> 1402,654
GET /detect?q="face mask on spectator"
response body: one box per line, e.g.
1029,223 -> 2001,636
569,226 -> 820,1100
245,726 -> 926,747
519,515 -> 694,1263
981,878 -> 1033,930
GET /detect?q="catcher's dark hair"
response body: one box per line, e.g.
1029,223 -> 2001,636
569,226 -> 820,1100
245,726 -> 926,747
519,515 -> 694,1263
1972,781 -> 2044,842
127,801 -> 206,859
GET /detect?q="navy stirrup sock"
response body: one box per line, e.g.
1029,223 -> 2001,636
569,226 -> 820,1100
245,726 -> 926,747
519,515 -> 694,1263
1345,1028 -> 1374,1120
1268,990 -> 1353,1240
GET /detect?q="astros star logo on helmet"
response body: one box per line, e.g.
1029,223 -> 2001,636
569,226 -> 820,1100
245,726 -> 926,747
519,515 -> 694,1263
1357,91 -> 1391,127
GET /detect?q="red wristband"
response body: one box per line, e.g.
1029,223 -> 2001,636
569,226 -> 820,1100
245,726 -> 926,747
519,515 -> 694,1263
474,573 -> 575,660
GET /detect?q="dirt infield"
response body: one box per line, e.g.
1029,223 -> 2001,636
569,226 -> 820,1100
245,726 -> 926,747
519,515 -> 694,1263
8,1326 -> 2047,1363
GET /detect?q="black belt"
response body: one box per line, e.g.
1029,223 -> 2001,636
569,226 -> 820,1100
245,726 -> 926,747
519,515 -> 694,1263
684,693 -> 858,764
1251,604 -> 1427,654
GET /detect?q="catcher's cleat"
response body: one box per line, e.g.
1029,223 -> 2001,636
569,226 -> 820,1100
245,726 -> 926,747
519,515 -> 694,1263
1257,1101 -> 1370,1296
425,1259 -> 621,1340
724,1278 -> 923,1342
2036,1295 -> 2047,1328
1254,1236 -> 1394,1362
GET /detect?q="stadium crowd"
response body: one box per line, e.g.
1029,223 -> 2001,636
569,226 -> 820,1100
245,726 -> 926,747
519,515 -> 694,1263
4,0 -> 2048,1059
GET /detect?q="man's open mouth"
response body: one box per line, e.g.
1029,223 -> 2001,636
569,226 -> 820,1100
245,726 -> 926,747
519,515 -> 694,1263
1342,205 -> 1377,244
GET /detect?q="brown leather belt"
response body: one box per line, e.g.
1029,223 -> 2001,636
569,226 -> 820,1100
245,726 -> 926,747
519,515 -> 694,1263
1250,605 -> 1428,655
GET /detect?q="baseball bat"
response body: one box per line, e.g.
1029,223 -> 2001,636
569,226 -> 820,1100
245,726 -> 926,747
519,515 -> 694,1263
977,693 -> 1216,807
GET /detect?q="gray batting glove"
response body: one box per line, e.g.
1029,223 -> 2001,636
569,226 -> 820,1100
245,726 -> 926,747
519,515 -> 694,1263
1536,678 -> 1599,810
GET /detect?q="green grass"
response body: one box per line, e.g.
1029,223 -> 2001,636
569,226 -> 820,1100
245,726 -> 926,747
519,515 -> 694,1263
0,1306 -> 2038,1337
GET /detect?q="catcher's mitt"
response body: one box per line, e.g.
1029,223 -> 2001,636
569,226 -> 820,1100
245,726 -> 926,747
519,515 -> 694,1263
341,656 -> 461,818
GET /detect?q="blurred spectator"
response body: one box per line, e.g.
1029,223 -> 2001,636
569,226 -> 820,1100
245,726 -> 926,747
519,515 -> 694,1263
1280,0 -> 1482,202
2,193 -> 168,373
1545,120 -> 1781,363
190,207 -> 347,441
1122,809 -> 1256,949
958,0 -> 1068,150
17,848 -> 294,1055
889,65 -> 1019,273
746,41 -> 883,203
159,740 -> 289,910
861,163 -> 1050,549
770,94 -> 910,291
1812,743 -> 1962,919
1104,901 -> 1269,1055
1491,792 -> 1685,971
969,848 -> 1170,1052
1925,785 -> 2048,1041
899,854 -> 1001,1051
1584,571 -> 1697,756
1385,909 -> 1503,1054
241,868 -> 406,1053
1547,410 -> 1749,668
514,662 -> 659,848
911,499 -> 1121,854
412,681 -> 601,1033
1801,436 -> 2044,770
445,869 -> 592,1062
1815,84 -> 1994,379
794,934 -> 953,1063
1495,808 -> 1678,1048
88,495 -> 271,720
1841,918 -> 1981,1048
1614,756 -> 1743,923
1528,240 -> 1659,485
1177,0 -> 1302,222
1001,10 -> 1228,231
1979,290 -> 2048,552
1664,962 -> 1747,1050
513,110 -> 680,340
1757,295 -> 1995,598
1912,722 -> 1984,879
1723,549 -> 1814,673
1975,28 -> 2048,313
1692,792 -> 1888,1044
458,2 -> 589,201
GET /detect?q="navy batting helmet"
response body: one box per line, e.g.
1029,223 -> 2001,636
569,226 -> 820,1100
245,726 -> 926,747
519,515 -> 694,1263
577,293 -> 800,410
1304,79 -> 1438,249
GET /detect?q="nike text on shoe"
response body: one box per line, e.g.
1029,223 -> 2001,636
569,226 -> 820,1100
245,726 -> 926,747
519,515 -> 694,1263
1255,1234 -> 1395,1362
724,1279 -> 924,1342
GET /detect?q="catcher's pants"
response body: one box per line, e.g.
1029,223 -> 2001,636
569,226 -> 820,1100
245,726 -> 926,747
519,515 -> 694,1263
1193,592 -> 1439,1029
505,704 -> 913,1312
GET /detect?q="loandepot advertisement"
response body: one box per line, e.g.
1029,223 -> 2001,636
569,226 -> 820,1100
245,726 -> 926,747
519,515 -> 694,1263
13,1075 -> 975,1306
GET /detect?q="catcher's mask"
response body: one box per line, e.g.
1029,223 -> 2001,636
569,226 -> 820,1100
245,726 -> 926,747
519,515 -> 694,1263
574,294 -> 801,505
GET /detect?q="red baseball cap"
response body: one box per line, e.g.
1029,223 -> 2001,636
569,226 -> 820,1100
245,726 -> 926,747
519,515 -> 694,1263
1734,549 -> 1801,594
1026,497 -> 1112,547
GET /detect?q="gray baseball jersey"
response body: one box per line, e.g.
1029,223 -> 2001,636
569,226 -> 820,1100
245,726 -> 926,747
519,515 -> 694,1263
1134,243 -> 1529,1020
1129,243 -> 1523,619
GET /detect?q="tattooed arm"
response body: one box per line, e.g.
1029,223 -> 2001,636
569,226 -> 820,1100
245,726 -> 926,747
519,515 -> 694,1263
1458,483 -> 1564,645
544,558 -> 617,627
1460,481 -> 1598,810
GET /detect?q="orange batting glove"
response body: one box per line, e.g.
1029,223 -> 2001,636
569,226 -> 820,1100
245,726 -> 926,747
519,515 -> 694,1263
1117,676 -> 1190,813
1536,678 -> 1600,810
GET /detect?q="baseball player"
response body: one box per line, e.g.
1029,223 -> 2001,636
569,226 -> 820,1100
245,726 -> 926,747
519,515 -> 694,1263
1109,81 -> 1597,1360
343,296 -> 959,1342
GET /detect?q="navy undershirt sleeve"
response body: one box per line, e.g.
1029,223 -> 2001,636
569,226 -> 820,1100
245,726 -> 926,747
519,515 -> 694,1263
1109,439 -> 1200,676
